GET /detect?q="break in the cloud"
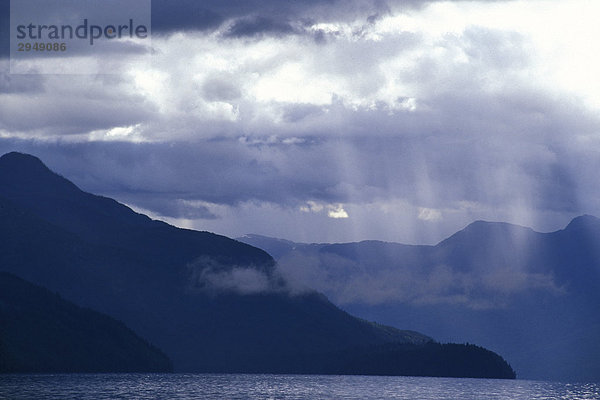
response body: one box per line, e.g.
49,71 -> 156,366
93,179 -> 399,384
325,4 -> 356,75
1,0 -> 600,243
301,201 -> 349,219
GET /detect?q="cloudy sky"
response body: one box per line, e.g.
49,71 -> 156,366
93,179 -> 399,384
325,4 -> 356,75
1,0 -> 600,244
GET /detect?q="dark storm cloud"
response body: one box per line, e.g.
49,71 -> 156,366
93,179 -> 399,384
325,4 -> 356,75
149,0 -> 518,35
150,0 -> 412,35
0,82 -> 594,220
0,71 -> 156,135
1,0 -> 597,243
0,0 -> 518,59
151,0 -> 224,34
0,0 -> 8,58
0,94 -> 154,136
1,0 -> 152,59
1,0 -> 379,48
223,16 -> 297,38
0,19 -> 593,220
0,138 -> 345,209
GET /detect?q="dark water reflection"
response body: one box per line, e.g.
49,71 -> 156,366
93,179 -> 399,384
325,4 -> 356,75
0,374 -> 599,400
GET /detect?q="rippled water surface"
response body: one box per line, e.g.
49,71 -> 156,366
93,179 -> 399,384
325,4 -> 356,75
1,374 -> 599,400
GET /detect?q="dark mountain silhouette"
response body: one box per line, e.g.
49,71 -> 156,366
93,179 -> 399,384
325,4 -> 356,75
320,342 -> 515,379
0,272 -> 172,373
0,151 -> 516,377
237,234 -> 299,260
0,152 -> 272,270
239,218 -> 600,381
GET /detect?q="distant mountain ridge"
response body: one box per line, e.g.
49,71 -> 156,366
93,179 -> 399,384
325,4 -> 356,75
0,151 -> 514,377
238,217 -> 600,381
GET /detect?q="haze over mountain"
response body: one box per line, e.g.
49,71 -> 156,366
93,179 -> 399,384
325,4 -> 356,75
239,218 -> 600,381
0,151 -> 514,377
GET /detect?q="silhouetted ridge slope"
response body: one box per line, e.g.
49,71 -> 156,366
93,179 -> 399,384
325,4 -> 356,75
239,217 -> 600,381
0,151 -> 273,268
438,220 -> 535,246
237,234 -> 299,259
564,214 -> 600,229
0,152 -> 68,189
0,272 -> 172,373
320,342 -> 516,379
0,152 -> 153,241
0,152 -> 514,378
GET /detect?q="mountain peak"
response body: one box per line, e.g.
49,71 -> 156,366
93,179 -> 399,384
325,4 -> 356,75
565,214 -> 600,231
0,151 -> 80,196
0,151 -> 51,173
465,219 -> 528,229
437,220 -> 534,247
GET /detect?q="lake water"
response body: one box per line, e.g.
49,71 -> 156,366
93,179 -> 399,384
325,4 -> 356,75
0,374 -> 599,400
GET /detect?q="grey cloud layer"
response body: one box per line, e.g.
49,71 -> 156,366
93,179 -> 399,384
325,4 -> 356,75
0,100 -> 593,224
0,20 -> 596,226
1,1 -> 598,242
151,0 -> 400,35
